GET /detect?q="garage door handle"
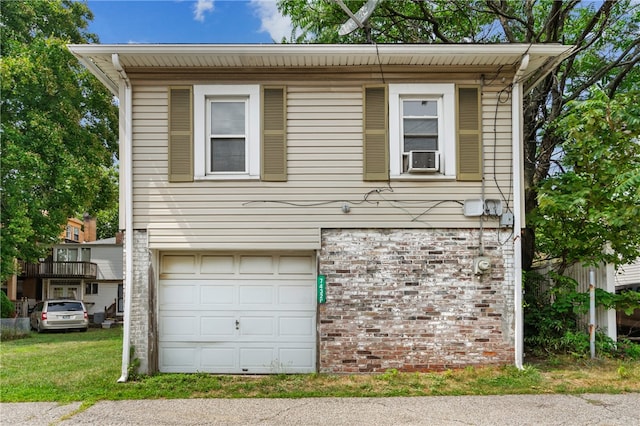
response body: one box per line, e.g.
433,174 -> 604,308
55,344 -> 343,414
235,320 -> 239,330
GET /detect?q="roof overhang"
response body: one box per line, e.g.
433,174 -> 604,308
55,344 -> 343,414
68,43 -> 575,96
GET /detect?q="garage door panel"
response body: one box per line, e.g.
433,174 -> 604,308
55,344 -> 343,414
201,347 -> 236,369
280,315 -> 314,337
161,346 -> 197,370
160,282 -> 198,306
279,348 -> 315,369
161,315 -> 198,338
239,255 -> 274,274
200,255 -> 235,273
161,255 -> 196,274
201,316 -> 236,337
278,256 -> 314,274
239,316 -> 275,337
278,285 -> 315,305
201,284 -> 235,305
240,347 -> 275,370
239,285 -> 273,305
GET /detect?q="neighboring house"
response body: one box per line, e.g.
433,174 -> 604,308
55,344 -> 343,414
615,259 -> 640,337
61,215 -> 97,244
17,235 -> 123,320
69,43 -> 573,376
6,216 -> 97,303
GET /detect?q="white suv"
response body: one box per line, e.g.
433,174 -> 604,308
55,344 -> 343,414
30,300 -> 89,332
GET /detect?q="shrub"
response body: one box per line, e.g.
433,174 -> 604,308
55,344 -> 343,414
1,292 -> 15,318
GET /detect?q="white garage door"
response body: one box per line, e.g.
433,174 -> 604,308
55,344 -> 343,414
158,252 -> 317,374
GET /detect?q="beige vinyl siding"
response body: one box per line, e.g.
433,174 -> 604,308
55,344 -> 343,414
131,81 -> 514,250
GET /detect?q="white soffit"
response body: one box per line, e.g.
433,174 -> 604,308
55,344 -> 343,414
68,43 -> 574,95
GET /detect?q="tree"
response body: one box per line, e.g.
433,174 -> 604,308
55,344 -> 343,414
0,0 -> 118,281
278,0 -> 640,270
94,169 -> 120,241
534,88 -> 640,271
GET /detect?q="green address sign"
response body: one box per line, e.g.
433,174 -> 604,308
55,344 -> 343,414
317,275 -> 326,304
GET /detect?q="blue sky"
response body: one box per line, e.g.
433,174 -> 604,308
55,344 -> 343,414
87,0 -> 293,44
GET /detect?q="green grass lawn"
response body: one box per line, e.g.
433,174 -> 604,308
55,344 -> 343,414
1,328 -> 639,403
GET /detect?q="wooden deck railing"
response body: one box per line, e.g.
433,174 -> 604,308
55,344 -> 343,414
19,261 -> 98,279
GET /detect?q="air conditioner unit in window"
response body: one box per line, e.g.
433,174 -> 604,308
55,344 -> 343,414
408,150 -> 440,173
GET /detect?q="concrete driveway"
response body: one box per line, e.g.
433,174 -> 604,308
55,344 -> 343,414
3,393 -> 638,425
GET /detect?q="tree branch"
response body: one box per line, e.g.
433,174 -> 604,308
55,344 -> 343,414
606,49 -> 640,97
560,0 -> 614,90
565,37 -> 640,104
380,3 -> 453,43
483,0 -> 527,42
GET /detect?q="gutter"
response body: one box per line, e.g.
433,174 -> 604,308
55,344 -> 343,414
512,53 -> 529,370
112,53 -> 133,383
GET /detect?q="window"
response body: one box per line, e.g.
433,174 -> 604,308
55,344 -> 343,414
209,99 -> 247,172
194,85 -> 260,179
55,248 -> 91,262
389,84 -> 456,178
85,282 -> 98,295
73,227 -> 79,241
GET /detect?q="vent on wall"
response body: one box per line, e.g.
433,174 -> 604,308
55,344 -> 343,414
407,150 -> 439,173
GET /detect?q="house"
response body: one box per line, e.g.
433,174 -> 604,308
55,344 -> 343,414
8,216 -> 96,303
68,43 -> 573,377
11,215 -> 123,321
16,234 -> 124,321
61,215 -> 97,244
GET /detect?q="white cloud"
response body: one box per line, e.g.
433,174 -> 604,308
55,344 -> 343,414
193,0 -> 214,22
250,0 -> 293,42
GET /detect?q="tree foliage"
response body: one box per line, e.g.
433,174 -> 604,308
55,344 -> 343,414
278,0 -> 640,270
534,89 -> 640,270
0,0 -> 118,281
1,291 -> 16,318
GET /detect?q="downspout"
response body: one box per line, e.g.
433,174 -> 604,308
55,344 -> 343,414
112,53 -> 133,383
479,75 -> 486,257
512,53 -> 529,369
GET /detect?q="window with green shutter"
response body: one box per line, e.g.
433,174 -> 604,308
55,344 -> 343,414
388,84 -> 457,178
381,83 -> 482,181
170,85 -> 288,182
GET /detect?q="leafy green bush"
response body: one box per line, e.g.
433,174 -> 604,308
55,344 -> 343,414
524,271 -> 581,355
1,291 -> 15,318
524,270 -> 640,359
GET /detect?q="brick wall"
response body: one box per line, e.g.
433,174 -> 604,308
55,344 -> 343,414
319,228 -> 514,373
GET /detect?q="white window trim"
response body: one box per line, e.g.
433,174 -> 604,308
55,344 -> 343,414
194,84 -> 260,180
389,83 -> 456,179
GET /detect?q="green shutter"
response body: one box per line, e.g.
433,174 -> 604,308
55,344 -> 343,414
261,86 -> 287,182
168,86 -> 193,182
363,85 -> 389,181
457,86 -> 482,181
